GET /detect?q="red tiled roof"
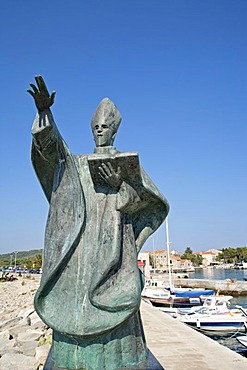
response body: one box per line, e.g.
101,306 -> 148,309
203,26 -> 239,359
171,255 -> 181,261
181,259 -> 191,263
138,260 -> 145,266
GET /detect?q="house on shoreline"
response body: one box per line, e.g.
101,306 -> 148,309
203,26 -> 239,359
194,249 -> 222,267
138,250 -> 194,275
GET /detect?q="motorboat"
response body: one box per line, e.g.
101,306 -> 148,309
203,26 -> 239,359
141,286 -> 171,300
145,280 -> 214,299
236,335 -> 247,348
235,306 -> 247,346
169,287 -> 214,299
177,296 -> 247,333
141,286 -> 209,316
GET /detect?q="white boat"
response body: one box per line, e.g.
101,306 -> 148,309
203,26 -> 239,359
142,285 -> 205,316
235,306 -> 247,347
145,280 -> 214,298
236,335 -> 247,348
141,286 -> 171,300
234,262 -> 247,269
143,219 -> 214,315
177,296 -> 247,333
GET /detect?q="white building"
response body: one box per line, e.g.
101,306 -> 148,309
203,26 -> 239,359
138,252 -> 151,279
195,249 -> 221,266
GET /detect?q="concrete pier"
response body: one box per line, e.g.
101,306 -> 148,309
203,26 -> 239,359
140,300 -> 247,370
151,275 -> 247,295
171,278 -> 247,295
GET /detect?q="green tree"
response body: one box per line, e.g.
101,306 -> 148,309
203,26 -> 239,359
149,253 -> 155,268
22,258 -> 33,269
191,254 -> 203,266
181,247 -> 202,267
183,247 -> 193,256
217,247 -> 247,263
33,254 -> 42,268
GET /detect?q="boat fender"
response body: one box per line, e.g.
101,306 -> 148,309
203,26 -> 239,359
196,319 -> 201,328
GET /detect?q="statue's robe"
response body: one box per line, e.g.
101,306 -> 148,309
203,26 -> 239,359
31,109 -> 169,369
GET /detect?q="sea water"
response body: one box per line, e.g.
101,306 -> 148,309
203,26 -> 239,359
189,267 -> 247,283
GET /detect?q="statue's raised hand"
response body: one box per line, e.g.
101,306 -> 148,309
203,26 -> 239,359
27,76 -> 56,112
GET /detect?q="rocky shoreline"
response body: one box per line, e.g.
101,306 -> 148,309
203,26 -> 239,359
0,275 -> 51,370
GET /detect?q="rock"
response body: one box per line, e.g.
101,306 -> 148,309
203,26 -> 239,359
18,308 -> 35,318
0,339 -> 21,356
29,311 -> 40,321
35,343 -> 51,365
43,328 -> 52,345
16,340 -> 38,356
0,330 -> 10,341
0,353 -> 39,370
19,315 -> 33,326
0,277 -> 45,369
17,329 -> 44,342
0,317 -> 22,331
9,324 -> 33,339
30,317 -> 47,331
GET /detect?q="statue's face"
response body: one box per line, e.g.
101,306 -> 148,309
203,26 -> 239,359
92,121 -> 115,147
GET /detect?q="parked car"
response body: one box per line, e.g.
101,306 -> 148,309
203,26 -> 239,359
28,269 -> 41,274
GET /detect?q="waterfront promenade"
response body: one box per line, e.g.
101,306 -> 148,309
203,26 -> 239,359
141,300 -> 247,370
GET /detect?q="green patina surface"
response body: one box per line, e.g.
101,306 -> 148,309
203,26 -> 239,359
29,76 -> 169,370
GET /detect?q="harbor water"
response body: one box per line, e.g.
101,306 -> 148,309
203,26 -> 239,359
188,268 -> 247,357
188,267 -> 247,283
188,268 -> 247,308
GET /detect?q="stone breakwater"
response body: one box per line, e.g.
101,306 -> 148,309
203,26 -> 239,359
0,275 -> 51,370
172,278 -> 247,295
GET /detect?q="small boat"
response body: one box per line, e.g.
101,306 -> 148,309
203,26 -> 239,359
171,288 -> 214,299
156,297 -> 203,315
235,306 -> 247,346
236,335 -> 247,348
234,262 -> 247,269
141,286 -> 171,300
141,286 -> 210,315
144,219 -> 214,315
177,296 -> 247,333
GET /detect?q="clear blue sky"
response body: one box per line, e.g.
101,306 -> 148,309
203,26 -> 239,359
0,1 -> 246,254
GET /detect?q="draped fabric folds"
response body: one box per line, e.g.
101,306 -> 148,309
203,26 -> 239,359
31,108 -> 169,368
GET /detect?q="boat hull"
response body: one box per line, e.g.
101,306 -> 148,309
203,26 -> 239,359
181,317 -> 247,332
236,335 -> 247,348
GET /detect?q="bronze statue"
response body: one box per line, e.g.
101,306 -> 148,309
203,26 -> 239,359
28,76 -> 169,370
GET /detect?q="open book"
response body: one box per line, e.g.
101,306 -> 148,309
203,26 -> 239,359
87,152 -> 141,187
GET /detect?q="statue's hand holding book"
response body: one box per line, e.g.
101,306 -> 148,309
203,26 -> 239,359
88,152 -> 141,189
98,162 -> 123,190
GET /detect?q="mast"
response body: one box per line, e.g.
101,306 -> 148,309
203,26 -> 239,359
165,217 -> 173,292
152,236 -> 155,270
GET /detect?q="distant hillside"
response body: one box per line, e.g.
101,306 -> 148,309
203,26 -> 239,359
0,249 -> 43,266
